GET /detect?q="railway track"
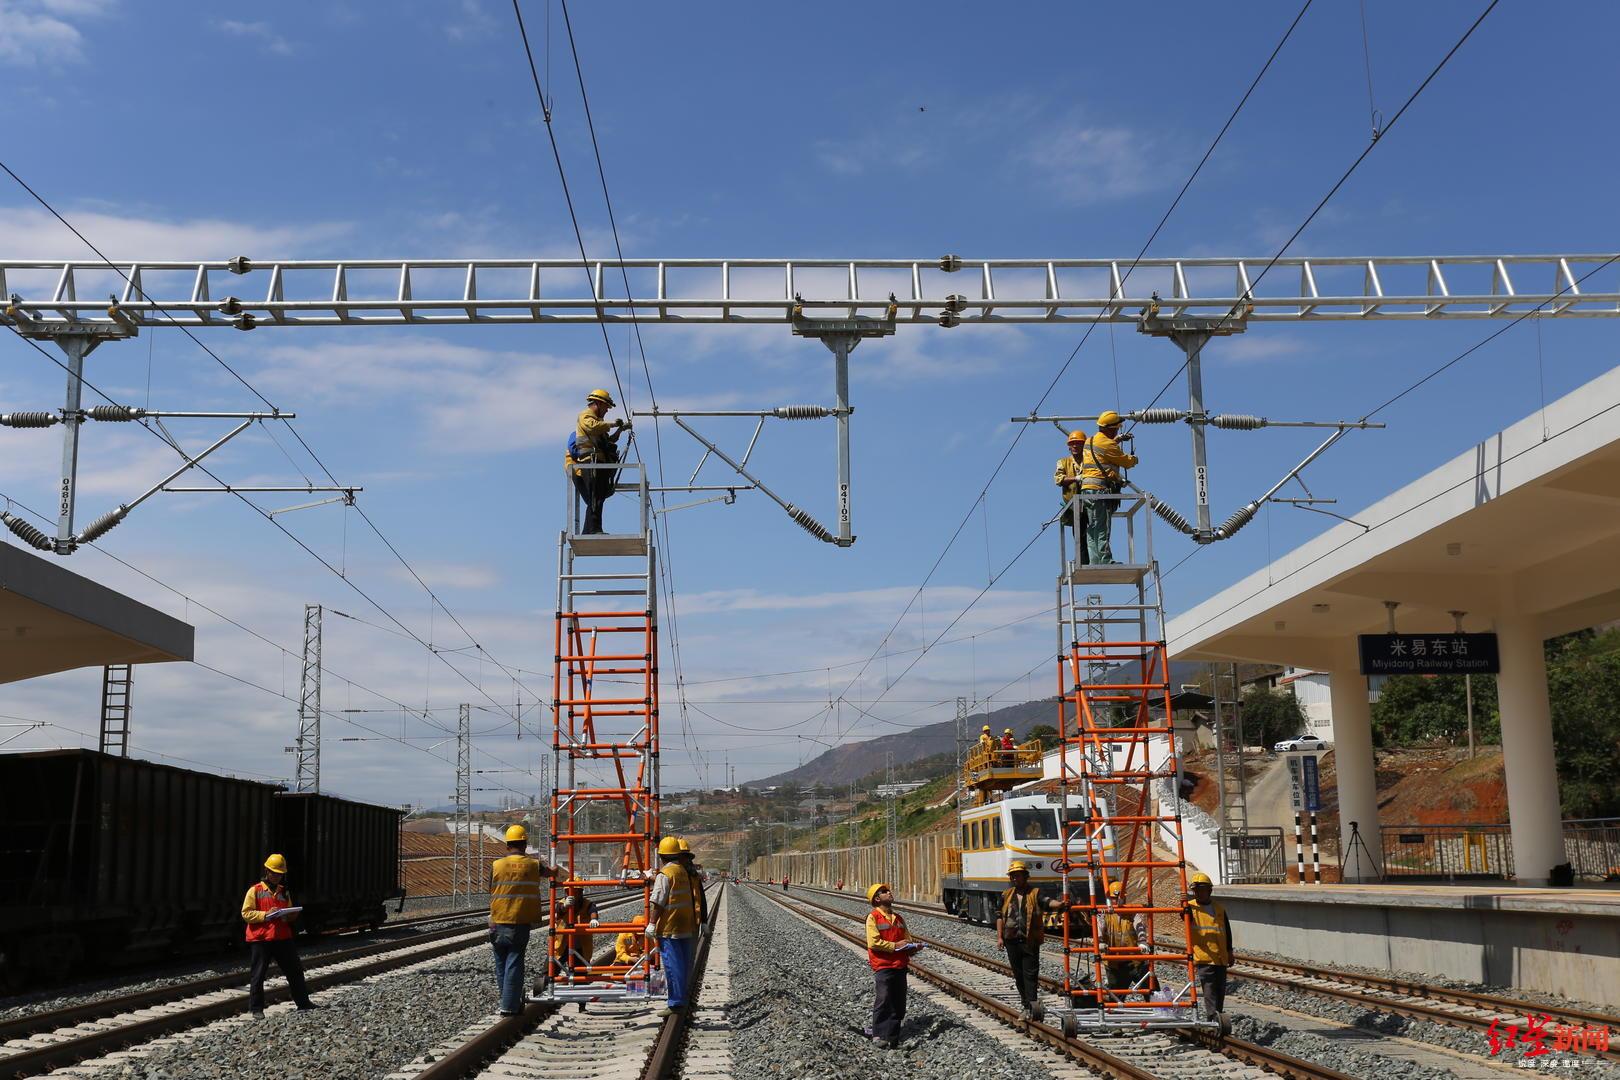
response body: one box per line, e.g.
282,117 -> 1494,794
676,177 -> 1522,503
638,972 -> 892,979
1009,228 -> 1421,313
751,884 -> 1352,1080
389,884 -> 723,1080
1229,955 -> 1620,1064
788,880 -> 1620,1064
0,893 -> 639,1079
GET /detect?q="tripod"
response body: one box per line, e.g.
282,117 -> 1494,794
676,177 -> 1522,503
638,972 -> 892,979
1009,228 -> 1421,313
1342,820 -> 1381,882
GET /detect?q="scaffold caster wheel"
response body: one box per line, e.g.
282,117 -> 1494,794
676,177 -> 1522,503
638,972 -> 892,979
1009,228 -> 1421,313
1031,1001 -> 1044,1023
1061,1013 -> 1077,1038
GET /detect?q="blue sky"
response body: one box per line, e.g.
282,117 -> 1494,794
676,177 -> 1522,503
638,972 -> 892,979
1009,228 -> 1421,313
1,1 -> 1616,806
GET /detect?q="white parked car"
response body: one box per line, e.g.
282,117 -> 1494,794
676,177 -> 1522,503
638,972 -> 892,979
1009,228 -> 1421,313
1273,735 -> 1327,753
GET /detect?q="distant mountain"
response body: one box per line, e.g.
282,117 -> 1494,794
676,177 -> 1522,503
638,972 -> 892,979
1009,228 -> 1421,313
747,660 -> 1212,789
749,698 -> 1060,789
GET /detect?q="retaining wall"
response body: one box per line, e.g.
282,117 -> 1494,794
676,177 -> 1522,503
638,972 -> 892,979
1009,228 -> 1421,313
748,831 -> 954,904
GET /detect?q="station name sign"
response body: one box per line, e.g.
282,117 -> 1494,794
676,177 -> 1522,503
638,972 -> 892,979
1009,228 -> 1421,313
1357,633 -> 1500,676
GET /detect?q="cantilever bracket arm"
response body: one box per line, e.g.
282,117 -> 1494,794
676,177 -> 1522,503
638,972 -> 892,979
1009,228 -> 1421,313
666,415 -> 846,546
1130,423 -> 1378,545
60,419 -> 255,548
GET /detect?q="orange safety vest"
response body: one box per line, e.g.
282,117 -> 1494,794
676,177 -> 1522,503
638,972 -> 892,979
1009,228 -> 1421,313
867,908 -> 910,971
243,880 -> 294,943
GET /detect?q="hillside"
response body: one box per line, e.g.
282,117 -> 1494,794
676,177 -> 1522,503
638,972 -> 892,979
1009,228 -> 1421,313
750,659 -> 1214,788
750,697 -> 1057,788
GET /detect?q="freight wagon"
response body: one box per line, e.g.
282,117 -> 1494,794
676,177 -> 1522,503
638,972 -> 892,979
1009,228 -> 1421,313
0,749 -> 404,985
271,791 -> 403,933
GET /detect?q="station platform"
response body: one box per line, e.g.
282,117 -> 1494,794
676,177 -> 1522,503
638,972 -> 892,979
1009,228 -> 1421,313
1219,883 -> 1620,1007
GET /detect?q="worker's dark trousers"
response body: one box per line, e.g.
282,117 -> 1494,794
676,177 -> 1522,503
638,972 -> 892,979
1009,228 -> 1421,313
248,940 -> 312,1012
871,968 -> 908,1042
1003,937 -> 1041,1009
572,471 -> 612,534
1196,963 -> 1228,1017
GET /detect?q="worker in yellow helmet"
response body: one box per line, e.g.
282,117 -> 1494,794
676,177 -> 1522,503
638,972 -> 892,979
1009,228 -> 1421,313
489,824 -> 557,1016
648,836 -> 700,1016
996,861 -> 1068,1022
241,853 -> 314,1018
565,388 -> 630,534
615,914 -> 649,965
1100,880 -> 1150,1001
977,724 -> 995,760
1053,429 -> 1090,565
674,838 -> 708,926
865,882 -> 922,1048
1185,870 -> 1233,1024
1081,410 -> 1139,565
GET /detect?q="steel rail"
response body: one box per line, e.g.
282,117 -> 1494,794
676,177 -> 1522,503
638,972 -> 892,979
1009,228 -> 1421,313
641,883 -> 725,1079
0,929 -> 490,1080
0,918 -> 480,1045
402,884 -> 723,1080
1234,954 -> 1620,1030
1230,961 -> 1620,1063
758,887 -> 1354,1080
0,894 -> 639,1076
750,884 -> 1351,1080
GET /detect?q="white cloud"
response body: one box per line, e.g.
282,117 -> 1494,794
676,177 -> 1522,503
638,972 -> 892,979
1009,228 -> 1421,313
215,19 -> 293,56
1219,334 -> 1309,365
0,205 -> 351,260
246,338 -> 614,455
388,560 -> 499,590
0,0 -> 110,65
1023,121 -> 1163,205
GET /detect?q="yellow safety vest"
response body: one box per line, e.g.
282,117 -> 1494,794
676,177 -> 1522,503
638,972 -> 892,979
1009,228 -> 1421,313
655,863 -> 698,937
489,855 -> 545,925
1054,454 -> 1085,503
1187,900 -> 1230,965
1101,912 -> 1139,950
1081,431 -> 1138,490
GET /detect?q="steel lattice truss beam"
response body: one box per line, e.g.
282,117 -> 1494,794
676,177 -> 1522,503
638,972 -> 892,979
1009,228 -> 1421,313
1,253 -> 1617,330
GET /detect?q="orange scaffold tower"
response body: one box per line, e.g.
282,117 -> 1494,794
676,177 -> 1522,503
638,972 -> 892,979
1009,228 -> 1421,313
1053,487 -> 1214,1034
542,459 -> 660,1003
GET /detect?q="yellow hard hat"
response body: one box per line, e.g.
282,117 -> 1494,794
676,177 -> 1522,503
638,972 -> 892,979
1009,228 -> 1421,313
586,388 -> 616,407
1098,410 -> 1122,427
1067,429 -> 1087,444
866,882 -> 891,903
263,854 -> 287,875
676,838 -> 692,853
982,725 -> 991,732
1108,880 -> 1123,897
1189,871 -> 1213,887
1003,728 -> 1013,734
504,824 -> 528,843
1008,861 -> 1029,874
657,836 -> 682,856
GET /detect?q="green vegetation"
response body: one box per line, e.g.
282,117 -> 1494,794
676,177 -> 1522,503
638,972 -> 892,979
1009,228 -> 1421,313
1239,685 -> 1308,749
1370,628 -> 1620,819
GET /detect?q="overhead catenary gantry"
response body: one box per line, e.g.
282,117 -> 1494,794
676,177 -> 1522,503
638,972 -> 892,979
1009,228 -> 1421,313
2,252 -> 1617,553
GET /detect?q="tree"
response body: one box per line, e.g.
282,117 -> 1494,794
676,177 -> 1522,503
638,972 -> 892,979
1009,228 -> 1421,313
1546,631 -> 1620,819
1239,686 -> 1307,749
1027,724 -> 1060,750
1371,674 -> 1500,747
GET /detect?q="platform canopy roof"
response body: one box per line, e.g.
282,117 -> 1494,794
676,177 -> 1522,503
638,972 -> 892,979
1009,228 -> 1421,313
0,542 -> 194,684
1167,365 -> 1620,669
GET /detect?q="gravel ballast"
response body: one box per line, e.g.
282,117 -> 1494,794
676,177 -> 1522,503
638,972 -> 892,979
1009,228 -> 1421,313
780,885 -> 1554,1079
729,885 -> 1059,1080
91,944 -> 501,1080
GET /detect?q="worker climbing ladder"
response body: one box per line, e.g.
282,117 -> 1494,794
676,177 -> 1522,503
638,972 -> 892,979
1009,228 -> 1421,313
543,460 -> 661,1002
1054,488 -> 1212,1033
